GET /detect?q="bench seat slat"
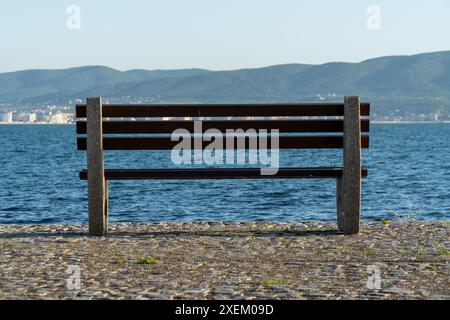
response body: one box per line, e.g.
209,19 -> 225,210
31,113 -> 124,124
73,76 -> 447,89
76,103 -> 370,118
77,135 -> 369,150
79,167 -> 368,180
76,120 -> 370,134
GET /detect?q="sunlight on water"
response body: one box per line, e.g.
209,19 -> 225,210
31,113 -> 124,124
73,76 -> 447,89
0,123 -> 449,223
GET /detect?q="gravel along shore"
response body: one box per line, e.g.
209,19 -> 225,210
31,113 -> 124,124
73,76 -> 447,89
0,220 -> 449,300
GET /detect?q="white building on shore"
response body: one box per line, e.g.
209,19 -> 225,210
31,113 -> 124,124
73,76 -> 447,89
13,112 -> 37,123
49,111 -> 71,123
0,112 -> 13,123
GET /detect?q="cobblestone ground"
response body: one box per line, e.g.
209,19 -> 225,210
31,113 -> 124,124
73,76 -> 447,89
0,221 -> 449,300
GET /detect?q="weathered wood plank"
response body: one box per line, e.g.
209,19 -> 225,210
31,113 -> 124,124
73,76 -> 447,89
76,119 -> 370,134
75,103 -> 371,118
79,167 -> 369,180
77,135 -> 370,150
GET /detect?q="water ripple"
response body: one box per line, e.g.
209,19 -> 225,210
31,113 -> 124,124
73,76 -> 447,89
0,123 -> 449,223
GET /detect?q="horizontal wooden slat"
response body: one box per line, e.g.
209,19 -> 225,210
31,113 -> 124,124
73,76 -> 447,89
76,103 -> 370,118
76,119 -> 370,134
79,167 -> 368,180
77,135 -> 369,150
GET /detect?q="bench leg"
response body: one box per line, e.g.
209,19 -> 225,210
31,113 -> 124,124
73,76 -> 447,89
338,177 -> 361,234
88,178 -> 108,236
86,97 -> 107,236
336,178 -> 343,229
339,96 -> 362,235
337,176 -> 361,234
104,180 -> 109,233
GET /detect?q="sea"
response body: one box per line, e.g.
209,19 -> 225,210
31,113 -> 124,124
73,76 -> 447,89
0,123 -> 449,224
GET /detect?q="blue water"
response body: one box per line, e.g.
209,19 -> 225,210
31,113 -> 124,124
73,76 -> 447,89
0,124 -> 449,224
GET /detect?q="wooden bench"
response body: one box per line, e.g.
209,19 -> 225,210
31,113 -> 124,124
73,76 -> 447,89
76,97 -> 370,236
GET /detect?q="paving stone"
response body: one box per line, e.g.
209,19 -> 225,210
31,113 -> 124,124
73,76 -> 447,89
0,221 -> 448,299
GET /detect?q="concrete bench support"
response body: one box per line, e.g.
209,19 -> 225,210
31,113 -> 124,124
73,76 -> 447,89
86,97 -> 108,236
337,96 -> 362,234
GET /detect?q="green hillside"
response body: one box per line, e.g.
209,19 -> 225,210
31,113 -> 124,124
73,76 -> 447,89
1,51 -> 450,117
0,66 -> 209,103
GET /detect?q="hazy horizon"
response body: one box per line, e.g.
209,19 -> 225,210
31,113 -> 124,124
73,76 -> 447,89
2,49 -> 450,74
1,1 -> 450,73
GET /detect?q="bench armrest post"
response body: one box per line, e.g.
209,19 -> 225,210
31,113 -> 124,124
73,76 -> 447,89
338,96 -> 361,234
86,97 -> 108,236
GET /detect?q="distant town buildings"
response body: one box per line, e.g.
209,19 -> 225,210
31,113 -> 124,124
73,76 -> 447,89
0,112 -> 13,123
0,105 -> 74,124
0,100 -> 449,123
13,112 -> 37,123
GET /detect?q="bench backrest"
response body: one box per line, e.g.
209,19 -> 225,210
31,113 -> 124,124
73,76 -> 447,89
76,101 -> 370,151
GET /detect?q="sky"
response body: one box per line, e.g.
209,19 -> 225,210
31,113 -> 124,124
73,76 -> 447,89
1,0 -> 450,72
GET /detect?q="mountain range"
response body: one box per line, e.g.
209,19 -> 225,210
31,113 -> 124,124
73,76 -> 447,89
1,51 -> 450,117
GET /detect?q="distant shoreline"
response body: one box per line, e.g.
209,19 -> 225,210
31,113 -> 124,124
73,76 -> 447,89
0,122 -> 71,125
372,121 -> 450,124
2,121 -> 450,125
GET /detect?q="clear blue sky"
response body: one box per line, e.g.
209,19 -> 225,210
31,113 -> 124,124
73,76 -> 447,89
1,0 -> 449,72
